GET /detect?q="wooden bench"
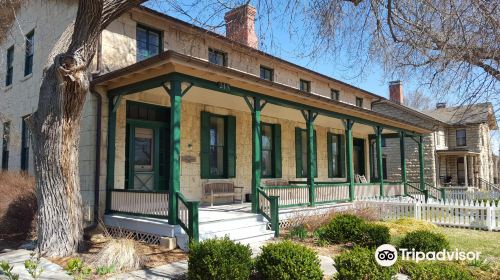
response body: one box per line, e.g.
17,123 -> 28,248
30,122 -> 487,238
203,182 -> 244,206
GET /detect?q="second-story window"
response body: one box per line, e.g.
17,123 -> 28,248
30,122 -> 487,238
208,48 -> 227,66
356,97 -> 363,108
260,66 -> 273,81
24,31 -> 34,76
300,79 -> 311,92
456,129 -> 466,146
5,46 -> 14,86
331,89 -> 339,101
137,25 -> 161,61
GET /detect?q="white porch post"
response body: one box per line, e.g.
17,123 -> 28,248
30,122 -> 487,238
464,155 -> 468,187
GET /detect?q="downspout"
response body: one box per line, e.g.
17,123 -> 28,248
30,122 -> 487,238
86,34 -> 103,230
89,90 -> 102,229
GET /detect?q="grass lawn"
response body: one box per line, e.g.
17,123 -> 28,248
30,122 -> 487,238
436,227 -> 500,261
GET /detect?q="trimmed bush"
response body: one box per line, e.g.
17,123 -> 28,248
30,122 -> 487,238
188,237 -> 252,280
362,223 -> 391,248
255,240 -> 323,280
334,247 -> 397,280
399,261 -> 474,280
399,230 -> 449,253
317,214 -> 365,244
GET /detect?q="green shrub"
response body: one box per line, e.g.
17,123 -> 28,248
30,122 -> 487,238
188,237 -> 252,280
255,240 -> 323,280
64,258 -> 92,280
334,247 -> 397,280
399,230 -> 450,253
361,223 -> 391,248
288,224 -> 308,240
399,261 -> 474,280
317,214 -> 365,244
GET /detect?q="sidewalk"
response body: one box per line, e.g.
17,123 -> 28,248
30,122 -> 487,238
0,249 -> 70,280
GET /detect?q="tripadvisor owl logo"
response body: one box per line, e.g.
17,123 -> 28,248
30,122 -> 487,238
375,244 -> 398,267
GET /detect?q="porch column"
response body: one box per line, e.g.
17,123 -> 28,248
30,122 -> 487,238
375,126 -> 384,196
464,155 -> 469,187
167,79 -> 182,225
247,97 -> 263,213
418,136 -> 425,190
105,95 -> 121,213
305,110 -> 317,206
345,119 -> 355,201
400,131 -> 407,195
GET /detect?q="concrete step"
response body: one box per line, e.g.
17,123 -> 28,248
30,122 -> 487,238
199,222 -> 269,240
198,215 -> 265,232
232,231 -> 275,245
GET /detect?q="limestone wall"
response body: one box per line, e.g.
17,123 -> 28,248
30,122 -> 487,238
100,9 -> 376,110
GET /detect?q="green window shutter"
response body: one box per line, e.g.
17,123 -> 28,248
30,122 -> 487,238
327,132 -> 333,178
273,124 -> 282,178
226,115 -> 236,178
200,111 -> 210,179
314,130 -> 318,178
339,134 -> 346,178
295,127 -> 302,178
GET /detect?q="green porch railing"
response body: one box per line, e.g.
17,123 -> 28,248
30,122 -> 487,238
177,193 -> 199,243
106,189 -> 169,219
425,182 -> 445,201
406,182 -> 429,202
257,188 -> 279,237
315,183 -> 351,204
260,185 -> 310,208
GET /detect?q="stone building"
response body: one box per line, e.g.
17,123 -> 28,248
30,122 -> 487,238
372,82 -> 498,189
0,2 -> 494,243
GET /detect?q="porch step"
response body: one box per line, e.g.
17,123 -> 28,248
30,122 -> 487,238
198,213 -> 275,246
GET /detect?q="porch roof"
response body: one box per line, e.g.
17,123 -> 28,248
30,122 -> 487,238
91,50 -> 432,134
436,149 -> 480,156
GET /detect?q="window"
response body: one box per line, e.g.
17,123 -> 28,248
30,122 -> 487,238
295,128 -> 317,177
201,112 -> 236,178
356,97 -> 363,108
260,66 -> 273,81
21,117 -> 30,171
5,46 -> 13,86
261,123 -> 282,178
24,31 -> 34,76
2,121 -> 10,170
331,89 -> 339,101
327,133 -> 345,178
381,137 -> 386,147
300,79 -> 311,92
136,25 -> 161,61
382,158 -> 388,180
208,48 -> 227,66
456,129 -> 466,146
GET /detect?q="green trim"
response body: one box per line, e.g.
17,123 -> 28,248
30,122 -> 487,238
106,96 -> 120,213
250,97 -> 262,213
304,110 -> 316,206
108,72 -> 424,135
345,119 -> 355,201
327,132 -> 343,178
168,79 -> 182,225
400,131 -> 407,195
375,126 -> 384,196
106,210 -> 168,220
177,193 -> 199,243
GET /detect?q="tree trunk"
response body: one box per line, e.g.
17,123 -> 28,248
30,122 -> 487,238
23,0 -> 143,258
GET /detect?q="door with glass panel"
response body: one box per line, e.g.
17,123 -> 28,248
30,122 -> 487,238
125,102 -> 169,191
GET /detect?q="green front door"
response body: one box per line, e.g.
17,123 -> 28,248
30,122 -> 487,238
125,101 -> 169,191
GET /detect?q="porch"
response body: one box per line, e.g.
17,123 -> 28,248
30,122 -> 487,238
94,50 -> 433,243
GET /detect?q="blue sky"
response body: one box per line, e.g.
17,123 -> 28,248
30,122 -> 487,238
144,1 -> 426,100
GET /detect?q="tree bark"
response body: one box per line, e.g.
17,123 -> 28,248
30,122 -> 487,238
24,0 -> 143,257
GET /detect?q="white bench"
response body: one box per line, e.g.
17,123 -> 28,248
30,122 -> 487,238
203,182 -> 244,206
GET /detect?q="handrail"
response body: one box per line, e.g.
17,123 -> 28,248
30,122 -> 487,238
405,182 -> 429,202
177,193 -> 199,243
478,178 -> 500,192
260,185 -> 309,189
257,187 -> 279,237
425,182 -> 443,200
109,189 -> 169,194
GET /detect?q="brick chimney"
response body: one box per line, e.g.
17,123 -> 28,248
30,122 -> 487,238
224,4 -> 258,48
436,102 -> 447,109
389,80 -> 404,104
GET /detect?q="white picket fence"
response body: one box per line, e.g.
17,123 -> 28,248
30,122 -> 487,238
443,187 -> 500,201
356,197 -> 500,231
